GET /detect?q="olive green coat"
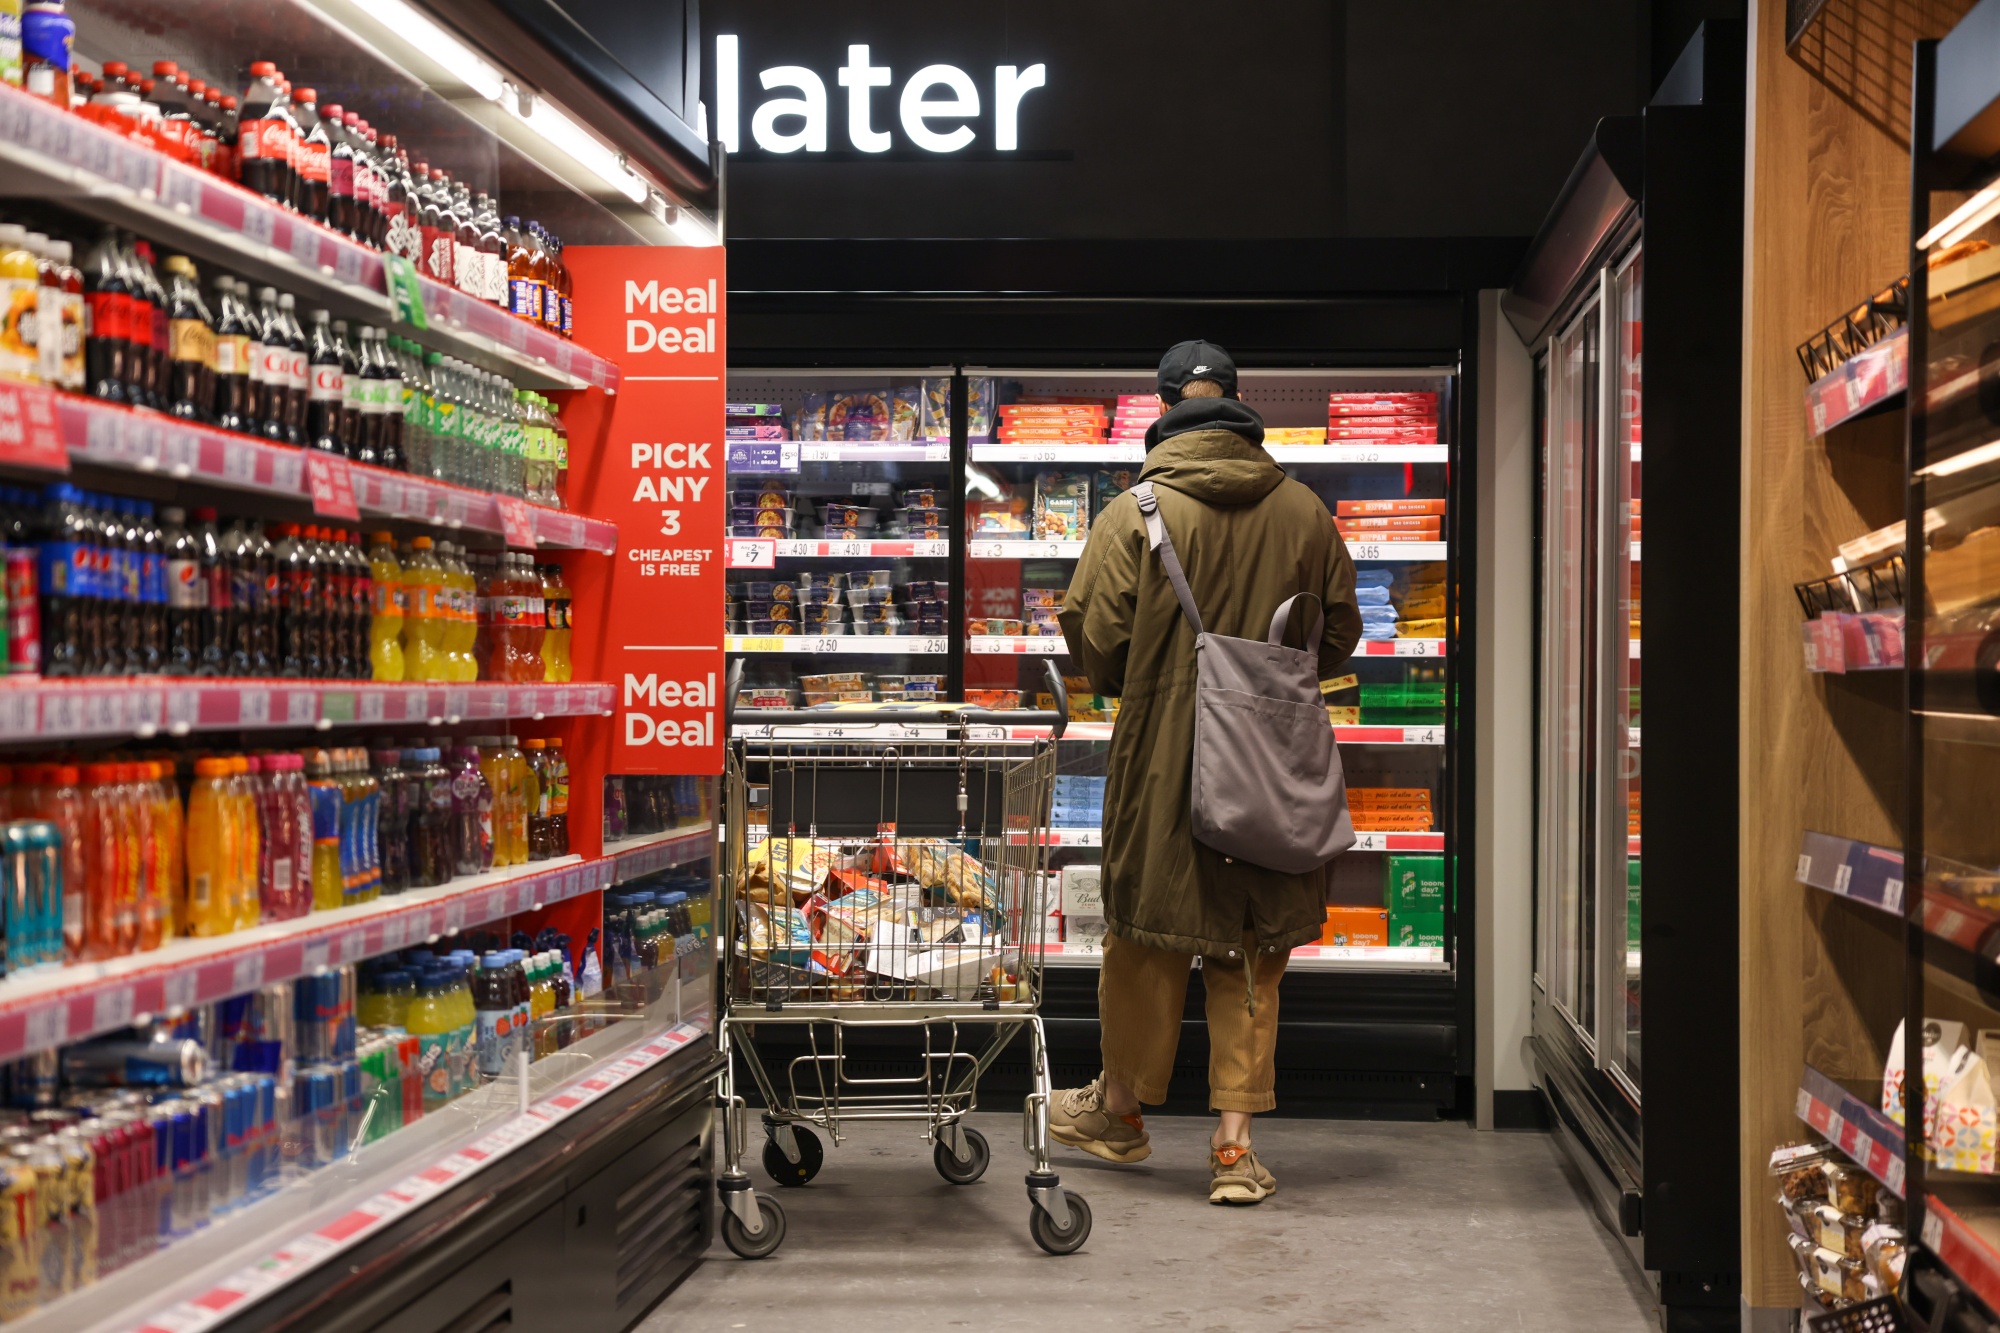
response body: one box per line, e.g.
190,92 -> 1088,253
1058,429 -> 1362,957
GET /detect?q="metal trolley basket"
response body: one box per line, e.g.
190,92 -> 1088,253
713,662 -> 1091,1258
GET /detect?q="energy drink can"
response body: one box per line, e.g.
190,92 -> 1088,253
0,1149 -> 35,1319
60,1037 -> 207,1089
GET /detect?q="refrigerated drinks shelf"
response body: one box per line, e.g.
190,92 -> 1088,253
48,391 -> 617,552
0,84 -> 620,394
606,822 -> 716,884
725,635 -> 948,655
0,679 -> 614,742
63,1020 -> 710,1333
0,853 -> 603,1063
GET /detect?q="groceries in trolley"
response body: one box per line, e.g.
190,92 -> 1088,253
738,834 -> 1024,998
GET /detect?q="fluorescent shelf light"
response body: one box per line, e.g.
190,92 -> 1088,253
349,0 -> 504,101
507,90 -> 648,204
1920,182 -> 2000,250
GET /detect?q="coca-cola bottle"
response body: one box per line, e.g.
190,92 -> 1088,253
237,62 -> 295,206
362,124 -> 389,249
291,87 -> 330,222
81,226 -> 131,403
162,254 -> 214,422
452,180 -> 481,300
212,276 -> 252,431
336,319 -> 363,455
215,93 -> 239,180
128,238 -> 169,411
473,192 -> 506,308
325,103 -> 356,239
381,136 -> 421,263
419,165 -> 455,286
250,285 -> 285,440
306,309 -> 345,454
346,114 -> 379,247
276,292 -> 308,446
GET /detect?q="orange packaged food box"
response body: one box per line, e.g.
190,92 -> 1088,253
1328,424 -> 1440,442
1337,515 -> 1442,532
1337,527 -> 1442,542
1327,392 -> 1438,414
1000,404 -> 1105,421
1322,907 -> 1390,947
1336,499 -> 1447,517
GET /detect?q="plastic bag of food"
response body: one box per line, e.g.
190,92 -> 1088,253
1933,1043 -> 1998,1172
1884,1017 -> 1967,1139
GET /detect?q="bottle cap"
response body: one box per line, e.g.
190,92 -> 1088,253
292,87 -> 315,104
248,61 -> 276,77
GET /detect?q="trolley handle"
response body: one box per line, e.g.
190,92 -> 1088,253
721,660 -> 1072,739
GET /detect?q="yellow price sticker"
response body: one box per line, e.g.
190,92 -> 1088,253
734,637 -> 788,652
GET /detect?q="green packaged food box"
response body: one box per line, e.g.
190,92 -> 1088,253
1388,909 -> 1445,948
1626,857 -> 1642,948
1386,854 -> 1447,911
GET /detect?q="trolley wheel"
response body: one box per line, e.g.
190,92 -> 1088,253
1028,1192 -> 1092,1255
761,1127 -> 824,1187
721,1194 -> 787,1259
933,1127 -> 990,1185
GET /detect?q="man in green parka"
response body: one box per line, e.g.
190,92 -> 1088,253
1049,341 -> 1361,1204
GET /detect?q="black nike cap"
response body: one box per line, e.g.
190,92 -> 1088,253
1156,340 -> 1238,403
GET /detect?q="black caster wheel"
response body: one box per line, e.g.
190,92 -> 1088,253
933,1126 -> 990,1185
761,1126 -> 824,1186
720,1194 -> 787,1259
1028,1192 -> 1092,1255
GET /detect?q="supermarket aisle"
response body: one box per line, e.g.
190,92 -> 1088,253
652,1114 -> 1657,1332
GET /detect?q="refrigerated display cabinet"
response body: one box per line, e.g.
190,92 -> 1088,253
0,0 -> 724,1325
722,363 -> 1467,1113
1506,19 -> 1742,1329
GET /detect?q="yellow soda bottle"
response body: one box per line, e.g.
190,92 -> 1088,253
539,564 -> 571,683
184,758 -> 234,937
306,750 -> 344,911
367,532 -> 405,681
400,537 -> 446,681
403,969 -> 455,1111
231,756 -> 262,930
439,542 -> 479,681
149,761 -> 185,941
475,737 -> 516,865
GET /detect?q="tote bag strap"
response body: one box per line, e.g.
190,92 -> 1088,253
1131,482 -> 1205,635
1266,593 -> 1326,650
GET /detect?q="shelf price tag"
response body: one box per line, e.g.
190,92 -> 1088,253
383,254 -> 429,330
0,381 -> 69,472
306,454 -> 361,521
728,539 -> 776,569
496,497 -> 539,549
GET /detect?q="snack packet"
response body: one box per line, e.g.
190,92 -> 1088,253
1933,1043 -> 1998,1173
1884,1017 -> 1967,1139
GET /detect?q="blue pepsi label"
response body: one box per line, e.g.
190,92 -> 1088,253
20,6 -> 74,69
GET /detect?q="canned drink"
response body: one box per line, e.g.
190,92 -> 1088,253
19,822 -> 57,970
147,1104 -> 174,1251
3,546 -> 31,676
0,1148 -> 36,1319
61,1037 -> 207,1089
53,1128 -> 93,1289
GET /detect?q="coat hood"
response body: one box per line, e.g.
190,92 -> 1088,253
1139,428 -> 1287,507
1144,395 -> 1266,451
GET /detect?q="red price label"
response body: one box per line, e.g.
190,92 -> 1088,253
305,454 -> 360,521
0,381 -> 70,472
496,497 -> 539,549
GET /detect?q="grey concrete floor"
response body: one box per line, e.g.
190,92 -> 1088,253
645,1113 -> 1661,1332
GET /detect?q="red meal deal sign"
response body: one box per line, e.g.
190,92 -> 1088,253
564,244 -> 724,775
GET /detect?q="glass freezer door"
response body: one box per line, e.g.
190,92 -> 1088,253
1535,244 -> 1643,1104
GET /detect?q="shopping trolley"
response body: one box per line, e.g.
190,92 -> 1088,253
713,660 -> 1092,1258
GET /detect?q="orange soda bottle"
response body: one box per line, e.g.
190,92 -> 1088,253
185,757 -> 236,936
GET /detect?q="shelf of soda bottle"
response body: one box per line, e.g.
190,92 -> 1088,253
0,209 -> 612,548
0,896 -> 713,1331
0,66 -> 617,393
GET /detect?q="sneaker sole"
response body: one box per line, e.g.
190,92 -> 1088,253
1050,1126 -> 1153,1164
1209,1178 -> 1275,1205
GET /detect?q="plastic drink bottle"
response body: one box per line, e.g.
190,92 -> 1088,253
498,735 -> 532,865
148,760 -> 184,940
474,952 -> 512,1079
472,737 -> 516,866
256,754 -> 305,922
408,748 -> 452,887
402,969 -> 453,1111
356,747 -> 383,900
230,756 -> 261,930
545,738 -> 569,856
371,749 -> 409,895
539,564 -> 571,682
400,537 -> 444,681
531,952 -> 556,1059
21,764 -> 84,961
450,746 -> 493,876
184,757 -> 234,937
305,750 -> 342,911
440,542 -> 478,681
366,532 -> 402,681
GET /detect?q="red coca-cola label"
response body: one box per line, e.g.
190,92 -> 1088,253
150,303 -> 169,354
421,226 -> 453,284
330,158 -> 354,198
86,290 -> 129,342
6,548 -> 38,674
259,342 -> 292,384
239,117 -> 291,162
299,140 -> 330,184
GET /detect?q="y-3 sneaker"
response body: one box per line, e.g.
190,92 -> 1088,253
1209,1141 -> 1276,1204
1050,1077 -> 1152,1163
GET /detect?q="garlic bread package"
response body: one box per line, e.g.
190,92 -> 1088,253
1933,1042 -> 1999,1173
1883,1017 -> 1967,1140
